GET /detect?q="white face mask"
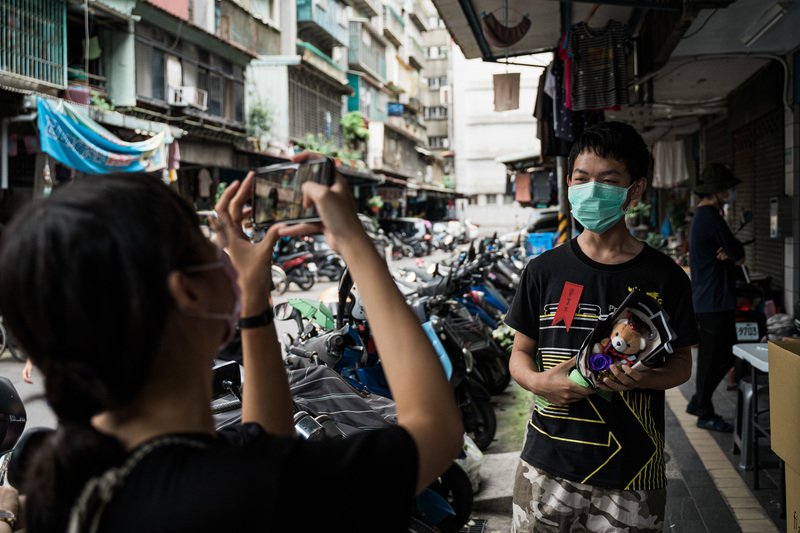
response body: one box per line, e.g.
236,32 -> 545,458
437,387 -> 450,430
180,249 -> 241,348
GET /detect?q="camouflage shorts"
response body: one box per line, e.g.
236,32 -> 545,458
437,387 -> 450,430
511,460 -> 666,533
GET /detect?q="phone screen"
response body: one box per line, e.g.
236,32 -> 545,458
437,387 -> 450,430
251,157 -> 333,228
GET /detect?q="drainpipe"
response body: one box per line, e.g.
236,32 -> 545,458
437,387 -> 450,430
1,113 -> 37,189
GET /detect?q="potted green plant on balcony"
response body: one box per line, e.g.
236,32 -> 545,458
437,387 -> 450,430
341,111 -> 369,154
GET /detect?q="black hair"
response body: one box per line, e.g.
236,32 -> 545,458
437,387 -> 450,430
567,121 -> 653,185
0,174 -> 206,532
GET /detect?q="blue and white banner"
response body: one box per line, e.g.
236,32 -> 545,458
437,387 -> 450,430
37,97 -> 171,174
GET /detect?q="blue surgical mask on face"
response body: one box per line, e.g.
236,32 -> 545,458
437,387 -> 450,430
568,181 -> 636,235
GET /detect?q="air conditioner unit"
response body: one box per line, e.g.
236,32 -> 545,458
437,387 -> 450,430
168,86 -> 208,110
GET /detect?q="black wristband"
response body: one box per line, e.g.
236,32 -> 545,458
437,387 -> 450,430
238,307 -> 274,329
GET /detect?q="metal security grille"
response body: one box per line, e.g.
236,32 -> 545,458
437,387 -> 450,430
289,69 -> 344,147
732,109 -> 785,292
752,109 -> 784,290
0,0 -> 66,87
703,118 -> 731,168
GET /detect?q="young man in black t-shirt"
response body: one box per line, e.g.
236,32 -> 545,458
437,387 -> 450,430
506,122 -> 699,532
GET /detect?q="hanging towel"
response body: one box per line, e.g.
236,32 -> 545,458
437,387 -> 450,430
652,140 -> 690,188
494,72 -> 520,112
514,172 -> 531,203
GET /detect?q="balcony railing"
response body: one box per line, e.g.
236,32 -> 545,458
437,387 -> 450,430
345,0 -> 380,19
408,0 -> 427,32
297,0 -> 348,49
297,41 -> 348,85
0,0 -> 67,88
348,21 -> 386,81
408,37 -> 424,71
382,5 -> 405,47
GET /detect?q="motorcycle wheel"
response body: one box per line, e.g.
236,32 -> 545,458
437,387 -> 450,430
296,270 -> 315,291
0,322 -> 7,357
429,464 -> 474,532
474,349 -> 512,395
271,266 -> 288,296
463,395 -> 496,451
327,263 -> 345,282
7,340 -> 25,363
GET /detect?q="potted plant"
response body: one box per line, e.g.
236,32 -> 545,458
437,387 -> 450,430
625,200 -> 651,227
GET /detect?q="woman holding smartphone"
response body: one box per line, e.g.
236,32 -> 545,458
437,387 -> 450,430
0,153 -> 463,532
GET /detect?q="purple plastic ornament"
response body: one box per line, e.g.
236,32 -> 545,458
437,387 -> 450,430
589,353 -> 612,372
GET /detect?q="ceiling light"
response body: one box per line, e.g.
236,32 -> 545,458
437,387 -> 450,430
739,2 -> 789,48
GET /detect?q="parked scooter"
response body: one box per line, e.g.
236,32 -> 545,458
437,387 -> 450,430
321,269 -> 499,450
274,237 -> 317,291
302,234 -> 346,282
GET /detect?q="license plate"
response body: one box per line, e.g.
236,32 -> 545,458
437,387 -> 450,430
306,262 -> 318,272
735,321 -> 759,341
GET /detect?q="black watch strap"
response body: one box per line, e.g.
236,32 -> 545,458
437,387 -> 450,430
238,307 -> 274,329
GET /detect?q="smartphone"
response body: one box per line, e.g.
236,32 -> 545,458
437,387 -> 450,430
251,157 -> 334,229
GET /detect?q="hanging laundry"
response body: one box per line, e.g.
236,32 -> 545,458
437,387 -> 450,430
567,20 -> 630,111
494,72 -> 520,112
197,168 -> 213,198
533,64 -> 571,157
481,12 -> 531,48
514,172 -> 531,203
550,54 -> 574,142
652,140 -> 690,188
82,36 -> 101,60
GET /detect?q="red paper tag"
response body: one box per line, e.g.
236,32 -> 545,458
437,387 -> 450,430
552,282 -> 584,331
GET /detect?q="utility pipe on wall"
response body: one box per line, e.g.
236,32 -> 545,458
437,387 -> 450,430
1,113 -> 38,189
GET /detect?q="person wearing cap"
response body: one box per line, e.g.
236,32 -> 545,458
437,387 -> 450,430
686,163 -> 745,432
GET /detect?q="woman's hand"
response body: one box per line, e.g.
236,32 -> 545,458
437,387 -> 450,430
22,359 -> 33,384
215,172 -> 283,315
277,152 -> 370,258
0,486 -> 19,530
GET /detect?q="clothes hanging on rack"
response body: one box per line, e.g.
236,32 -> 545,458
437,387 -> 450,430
652,140 -> 690,188
566,20 -> 630,111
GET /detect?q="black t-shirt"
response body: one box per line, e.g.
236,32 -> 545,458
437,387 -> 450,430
688,205 -> 745,313
98,424 -> 418,532
505,238 -> 699,490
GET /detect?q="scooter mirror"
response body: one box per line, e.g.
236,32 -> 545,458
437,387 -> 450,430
274,302 -> 295,321
0,377 -> 25,456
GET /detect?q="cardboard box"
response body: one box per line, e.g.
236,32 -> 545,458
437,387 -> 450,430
769,341 -> 800,532
787,464 -> 800,533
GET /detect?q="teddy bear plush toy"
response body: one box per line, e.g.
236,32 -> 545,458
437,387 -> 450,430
589,312 -> 652,382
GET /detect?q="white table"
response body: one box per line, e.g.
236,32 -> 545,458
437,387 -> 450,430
732,342 -> 770,489
732,343 -> 769,372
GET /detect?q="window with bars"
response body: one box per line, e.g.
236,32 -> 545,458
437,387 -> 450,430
424,106 -> 448,119
425,76 -> 447,88
428,136 -> 448,148
2,0 -> 68,87
289,71 -> 345,147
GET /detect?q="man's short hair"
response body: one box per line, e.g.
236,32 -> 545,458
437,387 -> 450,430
567,122 -> 653,185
